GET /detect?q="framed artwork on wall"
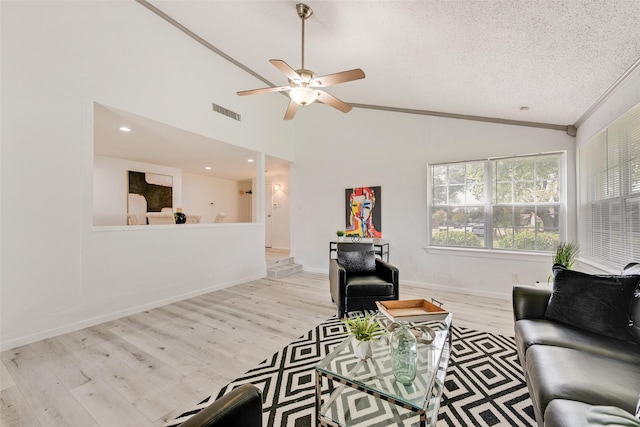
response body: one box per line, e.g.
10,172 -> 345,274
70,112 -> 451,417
127,171 -> 173,224
345,186 -> 382,238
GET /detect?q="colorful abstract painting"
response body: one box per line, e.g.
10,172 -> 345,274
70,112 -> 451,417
345,186 -> 382,238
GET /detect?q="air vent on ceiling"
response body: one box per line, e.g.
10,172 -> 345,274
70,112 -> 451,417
212,103 -> 241,121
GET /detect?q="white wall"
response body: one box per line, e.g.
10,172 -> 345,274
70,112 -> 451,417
291,107 -> 576,299
0,1 -> 294,350
269,174 -> 291,250
183,172 -> 249,223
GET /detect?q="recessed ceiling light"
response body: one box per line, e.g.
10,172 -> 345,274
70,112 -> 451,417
247,159 -> 254,163
205,166 -> 212,170
520,106 -> 530,111
119,126 -> 131,132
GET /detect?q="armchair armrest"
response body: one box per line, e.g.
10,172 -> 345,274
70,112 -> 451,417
512,285 -> 552,321
375,258 -> 399,285
329,259 -> 347,302
179,383 -> 262,427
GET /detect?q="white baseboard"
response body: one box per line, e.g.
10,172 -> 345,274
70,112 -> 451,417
0,273 -> 265,352
298,267 -> 511,301
401,279 -> 511,301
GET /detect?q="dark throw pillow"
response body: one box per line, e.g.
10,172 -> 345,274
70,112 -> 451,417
624,263 -> 640,342
545,266 -> 640,341
337,250 -> 376,273
629,280 -> 640,343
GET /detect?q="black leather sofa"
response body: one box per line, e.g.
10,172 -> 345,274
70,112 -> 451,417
179,383 -> 262,427
513,263 -> 640,427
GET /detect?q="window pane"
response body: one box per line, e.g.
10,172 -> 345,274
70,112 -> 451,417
535,156 -> 561,202
465,162 -> 485,204
432,185 -> 447,204
631,159 -> 640,194
495,160 -> 511,181
514,182 -> 533,203
513,158 -> 534,181
493,206 -> 514,248
448,164 -> 465,184
430,152 -> 562,253
626,196 -> 640,261
431,207 -> 447,229
432,165 -> 447,186
430,206 -> 484,248
495,182 -> 512,203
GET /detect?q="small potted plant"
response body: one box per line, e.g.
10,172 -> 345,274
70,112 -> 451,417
548,241 -> 580,284
553,241 -> 579,269
336,230 -> 345,242
342,314 -> 385,360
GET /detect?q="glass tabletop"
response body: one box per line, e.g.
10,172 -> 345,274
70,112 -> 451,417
315,313 -> 453,411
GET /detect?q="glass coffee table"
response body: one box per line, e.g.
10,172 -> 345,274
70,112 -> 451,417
315,313 -> 452,427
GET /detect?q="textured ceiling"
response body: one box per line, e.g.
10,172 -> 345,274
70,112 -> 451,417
96,1 -> 640,180
147,0 -> 640,126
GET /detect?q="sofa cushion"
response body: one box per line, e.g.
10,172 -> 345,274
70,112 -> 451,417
544,399 -> 590,427
544,267 -> 639,341
526,345 -> 640,418
338,250 -> 376,273
515,319 -> 640,366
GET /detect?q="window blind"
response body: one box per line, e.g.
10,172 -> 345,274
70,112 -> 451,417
578,102 -> 640,269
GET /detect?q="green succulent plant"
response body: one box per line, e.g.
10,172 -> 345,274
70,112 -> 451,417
336,230 -> 345,237
342,314 -> 385,342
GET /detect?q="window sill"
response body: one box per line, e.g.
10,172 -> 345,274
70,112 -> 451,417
92,222 -> 258,232
423,245 -> 551,262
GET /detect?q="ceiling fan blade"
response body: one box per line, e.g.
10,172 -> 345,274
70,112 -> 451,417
283,99 -> 299,120
312,68 -> 365,87
270,59 -> 302,82
316,90 -> 352,113
237,86 -> 290,96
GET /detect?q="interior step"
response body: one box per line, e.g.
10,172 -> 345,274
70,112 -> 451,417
267,256 -> 295,269
267,260 -> 303,279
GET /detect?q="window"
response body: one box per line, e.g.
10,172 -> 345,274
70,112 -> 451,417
429,153 -> 564,252
578,103 -> 640,268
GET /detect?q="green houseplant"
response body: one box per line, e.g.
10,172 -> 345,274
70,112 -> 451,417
336,230 -> 345,241
342,314 -> 385,359
553,241 -> 579,269
548,241 -> 580,284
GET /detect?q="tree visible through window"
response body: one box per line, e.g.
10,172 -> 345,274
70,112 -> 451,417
429,153 -> 564,252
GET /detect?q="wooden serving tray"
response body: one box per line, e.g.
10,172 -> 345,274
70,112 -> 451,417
376,299 -> 449,322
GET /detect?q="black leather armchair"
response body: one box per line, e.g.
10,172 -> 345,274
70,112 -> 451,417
329,242 -> 399,318
179,383 -> 262,427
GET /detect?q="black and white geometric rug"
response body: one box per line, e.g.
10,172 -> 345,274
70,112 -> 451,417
166,317 -> 535,427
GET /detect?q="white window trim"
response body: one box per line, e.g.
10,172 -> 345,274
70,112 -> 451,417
427,151 -> 568,252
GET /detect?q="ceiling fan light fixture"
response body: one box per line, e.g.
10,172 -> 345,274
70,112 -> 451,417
289,85 -> 318,106
236,3 -> 365,119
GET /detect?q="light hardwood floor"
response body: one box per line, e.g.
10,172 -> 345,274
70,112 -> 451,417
0,264 -> 514,427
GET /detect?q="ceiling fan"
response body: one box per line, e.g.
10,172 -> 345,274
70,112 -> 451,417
237,3 -> 365,120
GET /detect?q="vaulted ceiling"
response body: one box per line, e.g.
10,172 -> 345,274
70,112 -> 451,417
96,1 -> 640,180
144,0 -> 640,128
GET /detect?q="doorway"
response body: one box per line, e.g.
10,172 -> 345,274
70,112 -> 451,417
265,181 -> 273,248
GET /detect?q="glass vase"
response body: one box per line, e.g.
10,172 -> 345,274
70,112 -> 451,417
390,322 -> 417,385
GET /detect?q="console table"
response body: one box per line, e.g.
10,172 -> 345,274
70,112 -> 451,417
329,239 -> 389,262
